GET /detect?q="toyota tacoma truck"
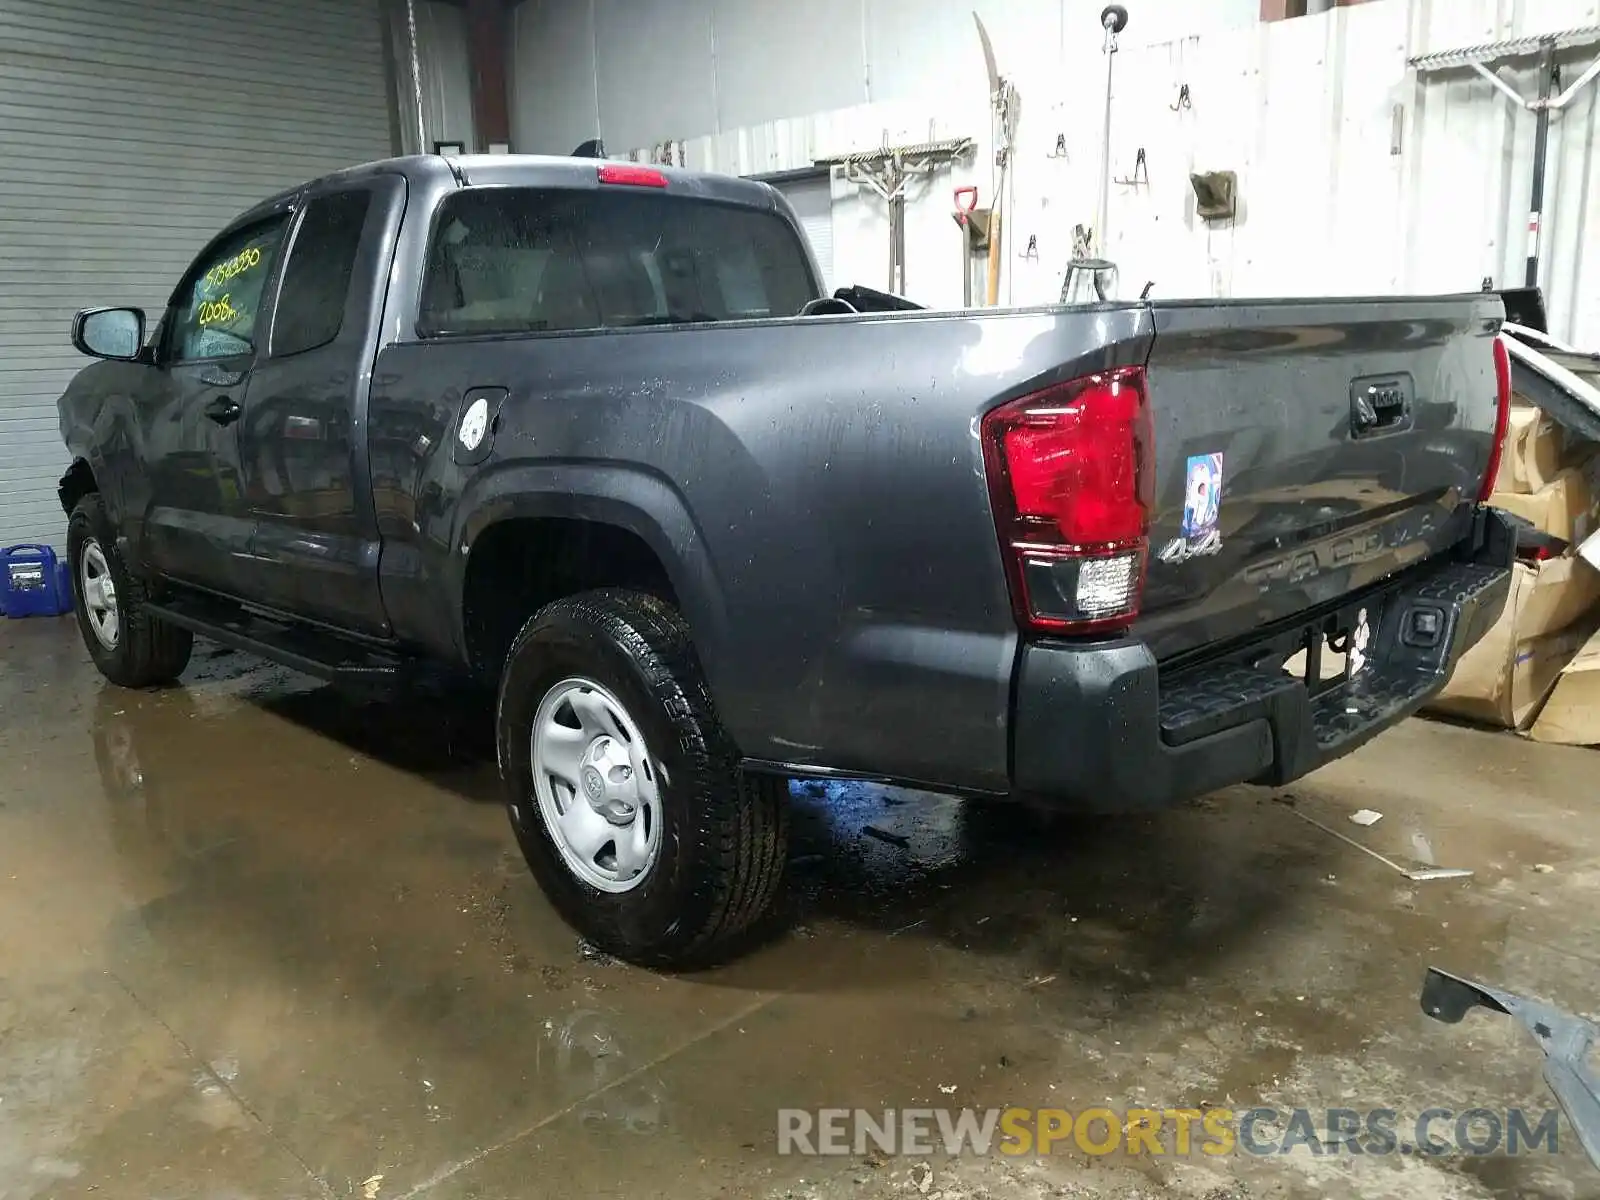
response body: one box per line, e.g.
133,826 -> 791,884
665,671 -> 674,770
57,153 -> 1516,966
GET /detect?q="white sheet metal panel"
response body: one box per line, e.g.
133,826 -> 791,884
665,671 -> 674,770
1405,54 -> 1600,345
775,175 -> 836,289
1408,0 -> 1600,58
1086,0 -> 1259,47
593,0 -> 717,153
1403,0 -> 1600,346
511,0 -> 602,154
711,0 -> 866,128
511,0 -> 1263,158
0,0 -> 392,552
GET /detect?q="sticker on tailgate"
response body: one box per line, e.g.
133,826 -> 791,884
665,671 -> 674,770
1158,453 -> 1227,564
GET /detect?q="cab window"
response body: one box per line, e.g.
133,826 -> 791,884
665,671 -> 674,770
417,187 -> 817,337
272,190 -> 373,357
169,218 -> 289,362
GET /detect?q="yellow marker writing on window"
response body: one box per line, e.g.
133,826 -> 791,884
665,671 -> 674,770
203,246 -> 263,289
197,295 -> 239,326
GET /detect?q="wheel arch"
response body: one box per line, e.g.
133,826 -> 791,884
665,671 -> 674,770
58,457 -> 99,516
452,462 -> 730,685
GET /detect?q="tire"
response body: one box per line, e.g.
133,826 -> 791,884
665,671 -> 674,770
496,589 -> 788,968
67,494 -> 193,688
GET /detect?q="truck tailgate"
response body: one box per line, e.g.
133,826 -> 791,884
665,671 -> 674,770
1136,296 -> 1505,662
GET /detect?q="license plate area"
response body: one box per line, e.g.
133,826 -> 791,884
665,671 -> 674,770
1156,591 -> 1391,747
1253,600 -> 1383,698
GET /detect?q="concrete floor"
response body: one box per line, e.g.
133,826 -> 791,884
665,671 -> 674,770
1,616 -> 1598,1200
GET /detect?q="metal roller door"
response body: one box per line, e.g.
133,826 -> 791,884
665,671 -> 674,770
0,0 -> 395,552
775,174 -> 835,292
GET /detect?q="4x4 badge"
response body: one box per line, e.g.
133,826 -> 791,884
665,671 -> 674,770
1157,529 -> 1223,565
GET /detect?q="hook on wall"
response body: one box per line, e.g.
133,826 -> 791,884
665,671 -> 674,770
1018,233 -> 1039,260
1047,133 -> 1069,159
1114,147 -> 1149,187
1170,83 -> 1191,112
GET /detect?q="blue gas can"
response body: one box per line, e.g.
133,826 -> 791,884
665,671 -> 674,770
1,545 -> 74,618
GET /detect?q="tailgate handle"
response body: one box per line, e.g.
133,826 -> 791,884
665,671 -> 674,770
1351,376 -> 1412,437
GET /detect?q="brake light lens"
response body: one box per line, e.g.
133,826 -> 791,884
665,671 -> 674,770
981,366 -> 1153,634
1480,334 -> 1513,503
597,164 -> 669,189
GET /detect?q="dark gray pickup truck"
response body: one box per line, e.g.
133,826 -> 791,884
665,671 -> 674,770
58,153 -> 1516,965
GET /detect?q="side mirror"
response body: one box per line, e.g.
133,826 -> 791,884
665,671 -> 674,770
72,307 -> 146,361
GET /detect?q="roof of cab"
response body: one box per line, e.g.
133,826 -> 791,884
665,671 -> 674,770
231,154 -> 783,229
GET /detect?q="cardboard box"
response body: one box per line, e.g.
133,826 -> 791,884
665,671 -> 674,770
1493,401 -> 1566,495
1426,558 -> 1600,729
1513,554 -> 1600,638
1526,628 -> 1600,746
1491,458 -> 1600,543
1430,619 -> 1593,730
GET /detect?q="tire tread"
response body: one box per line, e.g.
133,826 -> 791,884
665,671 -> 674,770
68,494 -> 193,688
499,589 -> 787,966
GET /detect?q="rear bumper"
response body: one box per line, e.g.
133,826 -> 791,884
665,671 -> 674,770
1010,509 -> 1517,811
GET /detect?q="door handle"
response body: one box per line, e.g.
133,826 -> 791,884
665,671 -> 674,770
204,395 -> 242,426
1349,376 -> 1413,438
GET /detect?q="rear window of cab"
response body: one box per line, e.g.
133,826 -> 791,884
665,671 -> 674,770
417,187 -> 818,337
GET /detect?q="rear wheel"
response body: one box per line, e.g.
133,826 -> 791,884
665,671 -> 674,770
496,589 -> 788,967
67,494 -> 193,688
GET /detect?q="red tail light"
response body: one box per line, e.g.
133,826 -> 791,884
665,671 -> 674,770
597,164 -> 669,188
1481,334 -> 1513,503
981,366 -> 1153,635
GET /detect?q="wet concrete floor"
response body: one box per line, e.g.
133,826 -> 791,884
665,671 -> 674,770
1,615 -> 1598,1200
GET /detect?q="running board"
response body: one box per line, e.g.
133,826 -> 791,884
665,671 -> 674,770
143,593 -> 418,694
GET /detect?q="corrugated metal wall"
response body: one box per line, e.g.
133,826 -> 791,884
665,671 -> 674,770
513,0 -> 1600,347
0,0 -> 394,552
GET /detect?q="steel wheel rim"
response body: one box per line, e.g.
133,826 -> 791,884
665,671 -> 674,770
531,677 -> 662,894
80,538 -> 120,651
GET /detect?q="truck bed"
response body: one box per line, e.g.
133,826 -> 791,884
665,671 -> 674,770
368,291 -> 1505,794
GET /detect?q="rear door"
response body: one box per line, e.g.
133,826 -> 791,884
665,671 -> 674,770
141,216 -> 291,589
1136,295 -> 1503,662
237,176 -> 403,635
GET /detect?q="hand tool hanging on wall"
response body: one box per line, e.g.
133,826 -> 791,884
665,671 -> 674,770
953,186 -> 979,307
974,13 -> 1019,306
1114,147 -> 1149,188
816,136 -> 975,297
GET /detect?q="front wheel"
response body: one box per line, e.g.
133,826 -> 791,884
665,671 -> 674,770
496,589 -> 788,967
67,494 -> 193,688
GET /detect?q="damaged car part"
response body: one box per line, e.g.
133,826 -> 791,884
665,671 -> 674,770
1420,967 -> 1600,1171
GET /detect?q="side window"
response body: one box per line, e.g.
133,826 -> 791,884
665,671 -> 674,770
170,219 -> 288,362
272,190 -> 374,357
